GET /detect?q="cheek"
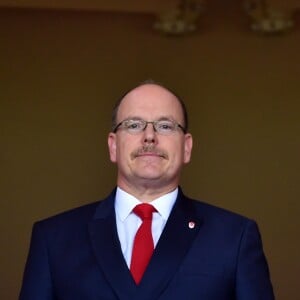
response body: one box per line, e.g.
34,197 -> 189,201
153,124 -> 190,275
164,141 -> 184,161
116,138 -> 136,160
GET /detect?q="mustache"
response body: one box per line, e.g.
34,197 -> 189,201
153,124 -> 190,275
131,145 -> 168,159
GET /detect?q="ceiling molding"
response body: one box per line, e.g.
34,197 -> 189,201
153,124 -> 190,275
0,0 -> 176,13
0,0 -> 298,13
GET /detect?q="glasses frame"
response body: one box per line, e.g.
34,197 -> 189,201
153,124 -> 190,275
113,118 -> 187,134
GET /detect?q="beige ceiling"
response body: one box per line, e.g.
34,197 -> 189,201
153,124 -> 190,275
0,0 -> 298,13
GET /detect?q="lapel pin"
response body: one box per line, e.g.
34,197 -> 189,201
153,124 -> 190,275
188,221 -> 195,229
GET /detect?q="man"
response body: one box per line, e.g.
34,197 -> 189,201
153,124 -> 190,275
20,81 -> 275,299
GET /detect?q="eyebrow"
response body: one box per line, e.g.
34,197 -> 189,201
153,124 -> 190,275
123,116 -> 178,121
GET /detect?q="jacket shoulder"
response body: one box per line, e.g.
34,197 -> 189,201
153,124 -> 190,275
185,195 -> 253,225
34,196 -> 112,232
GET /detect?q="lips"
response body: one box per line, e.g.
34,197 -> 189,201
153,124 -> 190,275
137,152 -> 164,158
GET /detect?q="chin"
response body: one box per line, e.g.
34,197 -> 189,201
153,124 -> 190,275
134,170 -> 164,181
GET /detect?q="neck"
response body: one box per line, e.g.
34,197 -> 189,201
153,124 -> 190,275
117,180 -> 178,202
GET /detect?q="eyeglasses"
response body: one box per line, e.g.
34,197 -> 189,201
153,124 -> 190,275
113,119 -> 186,135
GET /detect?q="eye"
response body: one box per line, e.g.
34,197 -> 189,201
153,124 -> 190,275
157,121 -> 175,131
125,120 -> 143,130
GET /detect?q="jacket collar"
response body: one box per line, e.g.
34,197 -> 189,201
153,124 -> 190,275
88,188 -> 203,300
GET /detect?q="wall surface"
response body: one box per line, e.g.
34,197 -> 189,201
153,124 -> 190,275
0,3 -> 299,299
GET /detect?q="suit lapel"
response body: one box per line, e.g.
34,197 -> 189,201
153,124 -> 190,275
88,192 -> 137,300
88,189 -> 203,300
132,189 -> 203,300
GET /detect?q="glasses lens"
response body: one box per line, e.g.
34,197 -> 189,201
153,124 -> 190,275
155,120 -> 176,134
124,120 -> 145,132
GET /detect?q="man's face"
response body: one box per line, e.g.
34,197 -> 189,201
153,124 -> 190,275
108,84 -> 193,190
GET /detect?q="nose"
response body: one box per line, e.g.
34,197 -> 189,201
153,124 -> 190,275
143,122 -> 157,145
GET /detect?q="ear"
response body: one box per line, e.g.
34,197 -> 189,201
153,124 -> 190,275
183,133 -> 193,164
108,133 -> 117,163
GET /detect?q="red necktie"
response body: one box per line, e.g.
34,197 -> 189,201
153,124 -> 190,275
130,203 -> 156,284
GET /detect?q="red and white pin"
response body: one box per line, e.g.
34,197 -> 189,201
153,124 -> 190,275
188,221 -> 195,229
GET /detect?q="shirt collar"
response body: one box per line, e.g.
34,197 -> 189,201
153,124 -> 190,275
115,187 -> 178,222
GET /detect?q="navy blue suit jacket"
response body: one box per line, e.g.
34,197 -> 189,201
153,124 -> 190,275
19,189 -> 274,299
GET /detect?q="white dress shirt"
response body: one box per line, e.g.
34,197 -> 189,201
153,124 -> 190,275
114,187 -> 178,268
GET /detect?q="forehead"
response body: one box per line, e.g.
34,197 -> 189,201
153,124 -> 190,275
117,84 -> 184,122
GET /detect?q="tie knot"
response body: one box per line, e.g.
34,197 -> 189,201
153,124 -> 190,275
133,203 -> 156,221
